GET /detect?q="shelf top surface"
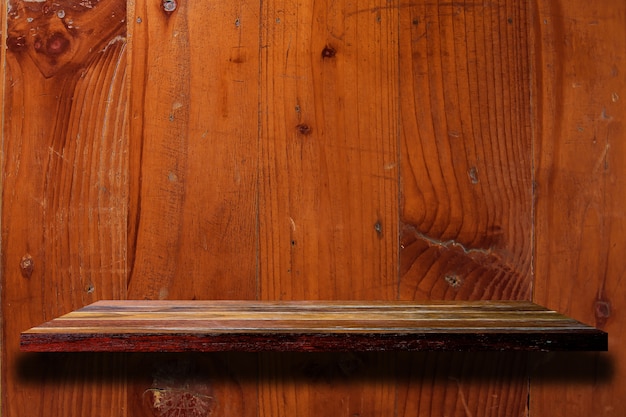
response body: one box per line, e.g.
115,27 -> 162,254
20,300 -> 607,352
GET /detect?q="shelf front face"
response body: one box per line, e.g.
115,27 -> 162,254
20,300 -> 607,352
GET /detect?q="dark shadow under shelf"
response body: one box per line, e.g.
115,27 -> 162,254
20,300 -> 607,352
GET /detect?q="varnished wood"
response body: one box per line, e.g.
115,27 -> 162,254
124,1 -> 262,416
2,1 -> 128,416
258,0 -> 399,300
257,2 -> 399,414
398,1 -> 533,302
532,0 -> 626,416
396,2 -> 535,416
2,0 -> 623,416
126,0 -> 259,301
21,300 -> 607,352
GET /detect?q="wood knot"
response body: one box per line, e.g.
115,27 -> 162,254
45,33 -> 70,56
595,300 -> 611,318
296,123 -> 312,135
594,300 -> 611,329
6,35 -> 27,52
321,45 -> 336,58
20,254 -> 34,279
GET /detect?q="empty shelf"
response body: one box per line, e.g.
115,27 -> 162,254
20,300 -> 607,352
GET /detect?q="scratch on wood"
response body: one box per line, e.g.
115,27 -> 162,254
451,377 -> 474,417
101,35 -> 126,53
592,143 -> 610,174
468,166 -> 479,184
347,2 -> 501,17
413,230 -> 491,255
48,146 -> 68,162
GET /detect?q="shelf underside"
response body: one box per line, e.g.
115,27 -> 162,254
20,300 -> 607,352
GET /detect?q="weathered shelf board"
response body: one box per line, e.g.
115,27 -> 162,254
20,301 -> 607,352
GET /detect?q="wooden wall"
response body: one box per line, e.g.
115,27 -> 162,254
1,0 -> 622,416
531,1 -> 624,415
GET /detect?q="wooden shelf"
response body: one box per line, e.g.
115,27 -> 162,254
20,300 -> 607,352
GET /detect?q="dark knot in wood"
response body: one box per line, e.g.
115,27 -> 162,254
6,35 -> 27,52
45,33 -> 70,56
321,45 -> 336,58
20,254 -> 34,279
296,124 -> 312,135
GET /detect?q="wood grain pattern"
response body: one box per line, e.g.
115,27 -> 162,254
21,300 -> 607,352
397,2 -> 535,417
259,0 -> 399,301
532,1 -> 625,416
396,351 -> 530,417
127,0 -> 259,301
2,0 -> 128,415
2,0 -> 621,416
399,1 -> 533,302
257,1 -> 399,416
124,1 -> 261,416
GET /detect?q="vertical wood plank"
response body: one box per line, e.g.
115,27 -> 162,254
2,0 -> 128,415
0,3 -> 3,409
258,0 -> 398,416
399,0 -> 533,301
260,352 -> 397,417
396,352 -> 529,417
127,0 -> 259,301
397,1 -> 533,416
130,352 -> 257,417
125,0 -> 260,415
259,0 -> 399,301
532,1 -> 626,415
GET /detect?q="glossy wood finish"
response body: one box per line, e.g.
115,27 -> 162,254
531,0 -> 625,415
21,300 -> 607,352
257,2 -> 400,414
398,1 -> 533,302
125,1 -> 262,416
259,0 -> 399,301
1,0 -> 622,416
395,3 -> 535,416
2,1 -> 128,416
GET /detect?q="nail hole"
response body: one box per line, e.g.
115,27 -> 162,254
321,45 -> 336,58
445,274 -> 463,288
374,221 -> 383,237
163,0 -> 177,12
296,124 -> 312,135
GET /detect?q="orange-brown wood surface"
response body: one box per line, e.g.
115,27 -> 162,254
398,1 -> 533,302
396,2 -> 535,416
258,2 -> 399,415
531,0 -> 625,416
1,1 -> 622,417
125,1 -> 261,415
2,0 -> 128,415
